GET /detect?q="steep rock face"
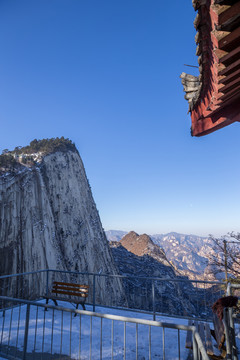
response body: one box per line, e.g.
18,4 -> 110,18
40,151 -> 112,274
0,148 -> 123,302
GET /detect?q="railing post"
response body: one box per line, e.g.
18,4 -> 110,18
46,270 -> 49,297
192,332 -> 198,360
152,280 -> 156,321
229,307 -> 238,360
22,304 -> 30,360
223,308 -> 232,359
226,282 -> 231,296
93,275 -> 96,312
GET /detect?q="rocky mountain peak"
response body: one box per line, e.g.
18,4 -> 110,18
120,231 -> 171,267
0,137 -> 77,175
121,231 -> 154,256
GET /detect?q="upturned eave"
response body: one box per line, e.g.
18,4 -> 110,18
181,0 -> 240,136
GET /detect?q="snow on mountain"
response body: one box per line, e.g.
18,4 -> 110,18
150,232 -> 215,281
106,230 -> 215,281
104,230 -> 127,242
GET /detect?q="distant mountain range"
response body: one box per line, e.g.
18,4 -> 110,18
105,230 -> 216,281
105,230 -> 128,242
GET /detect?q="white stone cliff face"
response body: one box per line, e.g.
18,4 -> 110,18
0,150 -> 124,303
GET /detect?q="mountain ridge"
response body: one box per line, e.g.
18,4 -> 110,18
106,230 -> 215,281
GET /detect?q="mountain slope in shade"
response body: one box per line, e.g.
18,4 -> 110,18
109,234 -> 200,316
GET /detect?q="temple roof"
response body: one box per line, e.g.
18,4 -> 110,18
181,0 -> 240,136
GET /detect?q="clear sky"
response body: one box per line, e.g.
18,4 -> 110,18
0,0 -> 239,237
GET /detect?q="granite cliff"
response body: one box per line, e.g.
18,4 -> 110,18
0,139 -> 123,302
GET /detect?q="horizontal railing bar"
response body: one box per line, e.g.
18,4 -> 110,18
0,296 -> 195,331
0,268 -> 221,285
0,297 -> 213,324
0,295 -> 210,359
0,350 -> 17,360
0,269 -> 48,280
89,303 -> 213,323
229,284 -> 240,289
47,269 -> 221,285
194,330 -> 209,360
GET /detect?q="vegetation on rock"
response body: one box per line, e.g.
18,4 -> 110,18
0,137 -> 76,173
10,137 -> 76,155
0,154 -> 18,170
207,232 -> 240,286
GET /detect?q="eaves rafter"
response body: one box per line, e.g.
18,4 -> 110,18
181,0 -> 240,136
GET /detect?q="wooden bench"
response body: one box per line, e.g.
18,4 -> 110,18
186,319 -> 214,357
43,281 -> 89,315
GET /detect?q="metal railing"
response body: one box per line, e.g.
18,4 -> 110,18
0,296 -> 209,360
225,283 -> 240,360
0,270 -> 224,322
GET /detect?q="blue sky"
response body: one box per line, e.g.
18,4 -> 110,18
0,0 -> 239,237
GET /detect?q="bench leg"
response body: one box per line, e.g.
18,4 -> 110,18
45,298 -> 49,311
53,299 -> 58,306
74,303 -> 79,317
74,303 -> 86,317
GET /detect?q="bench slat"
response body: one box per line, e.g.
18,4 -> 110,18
52,289 -> 88,298
44,295 -> 85,304
53,285 -> 88,293
53,281 -> 89,289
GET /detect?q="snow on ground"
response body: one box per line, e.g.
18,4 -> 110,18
0,301 -> 192,359
0,301 -> 240,359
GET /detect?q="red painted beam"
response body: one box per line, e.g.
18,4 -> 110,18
219,68 -> 240,84
218,2 -> 240,24
191,97 -> 240,136
218,26 -> 240,51
220,76 -> 240,93
220,45 -> 240,65
218,86 -> 240,103
219,58 -> 240,75
192,116 -> 235,136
